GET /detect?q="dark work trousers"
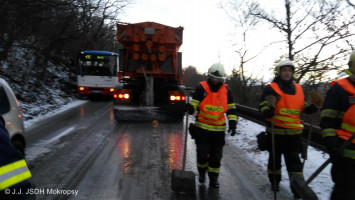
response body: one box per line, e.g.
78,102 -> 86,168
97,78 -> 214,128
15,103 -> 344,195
330,157 -> 355,200
0,180 -> 36,200
267,133 -> 303,190
195,128 -> 225,173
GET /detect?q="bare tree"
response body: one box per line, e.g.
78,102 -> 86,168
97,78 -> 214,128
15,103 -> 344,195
182,66 -> 207,88
0,0 -> 133,106
220,1 -> 266,107
224,0 -> 355,85
228,29 -> 265,106
346,0 -> 355,8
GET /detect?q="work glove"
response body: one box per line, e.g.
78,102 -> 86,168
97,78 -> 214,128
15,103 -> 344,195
309,91 -> 324,108
262,95 -> 277,118
229,127 -> 237,136
327,146 -> 342,164
305,103 -> 318,114
184,103 -> 194,115
256,131 -> 270,151
189,123 -> 197,139
263,107 -> 275,118
265,95 -> 277,107
228,120 -> 238,136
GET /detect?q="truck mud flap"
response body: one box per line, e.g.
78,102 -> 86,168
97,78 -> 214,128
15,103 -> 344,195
114,106 -> 184,121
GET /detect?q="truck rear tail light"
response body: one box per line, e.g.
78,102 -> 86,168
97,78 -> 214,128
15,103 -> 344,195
114,93 -> 130,100
120,94 -> 129,99
169,91 -> 186,102
170,95 -> 185,101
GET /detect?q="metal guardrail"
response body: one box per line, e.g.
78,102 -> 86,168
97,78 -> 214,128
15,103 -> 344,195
236,104 -> 326,152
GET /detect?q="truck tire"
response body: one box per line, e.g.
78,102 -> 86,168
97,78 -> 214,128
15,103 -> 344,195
114,109 -> 121,121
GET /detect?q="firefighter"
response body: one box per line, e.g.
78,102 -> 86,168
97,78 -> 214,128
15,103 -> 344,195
259,59 -> 320,198
188,63 -> 238,188
320,50 -> 355,200
0,115 -> 35,200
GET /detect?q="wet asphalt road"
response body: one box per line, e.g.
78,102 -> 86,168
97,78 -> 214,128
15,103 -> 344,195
24,101 -> 293,200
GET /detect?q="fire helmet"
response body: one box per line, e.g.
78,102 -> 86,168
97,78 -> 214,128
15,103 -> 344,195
346,50 -> 355,75
208,63 -> 226,81
275,59 -> 295,76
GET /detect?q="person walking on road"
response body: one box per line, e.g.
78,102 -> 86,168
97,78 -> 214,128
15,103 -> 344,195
188,63 -> 238,188
259,59 -> 321,198
320,50 -> 355,200
0,115 -> 35,200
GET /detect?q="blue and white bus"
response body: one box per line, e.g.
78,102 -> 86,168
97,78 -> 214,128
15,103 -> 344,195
77,50 -> 119,98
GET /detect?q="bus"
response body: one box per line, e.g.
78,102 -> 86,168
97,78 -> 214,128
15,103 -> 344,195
77,50 -> 119,98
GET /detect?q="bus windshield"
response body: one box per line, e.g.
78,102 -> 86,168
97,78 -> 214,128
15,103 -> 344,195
78,53 -> 118,76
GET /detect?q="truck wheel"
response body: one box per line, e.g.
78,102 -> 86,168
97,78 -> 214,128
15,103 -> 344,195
114,109 -> 121,121
177,112 -> 184,121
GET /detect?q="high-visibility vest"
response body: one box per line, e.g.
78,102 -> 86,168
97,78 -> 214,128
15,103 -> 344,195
266,82 -> 304,130
196,81 -> 228,132
0,159 -> 32,190
331,78 -> 355,144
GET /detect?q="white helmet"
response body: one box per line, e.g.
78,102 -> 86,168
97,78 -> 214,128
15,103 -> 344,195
346,50 -> 355,75
275,59 -> 295,76
208,63 -> 226,80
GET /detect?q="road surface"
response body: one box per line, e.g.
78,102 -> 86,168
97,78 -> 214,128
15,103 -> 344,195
23,100 -> 294,199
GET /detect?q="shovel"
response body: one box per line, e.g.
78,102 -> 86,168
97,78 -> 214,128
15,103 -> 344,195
291,132 -> 355,200
301,114 -> 315,169
270,119 -> 277,200
265,95 -> 278,200
171,89 -> 196,194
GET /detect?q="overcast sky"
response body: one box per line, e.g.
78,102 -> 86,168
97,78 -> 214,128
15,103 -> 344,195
120,0 -> 238,75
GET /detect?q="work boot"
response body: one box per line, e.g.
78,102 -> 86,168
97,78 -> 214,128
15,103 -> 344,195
271,184 -> 279,192
291,186 -> 301,199
198,168 -> 206,184
268,174 -> 281,192
293,193 -> 301,199
208,172 -> 220,188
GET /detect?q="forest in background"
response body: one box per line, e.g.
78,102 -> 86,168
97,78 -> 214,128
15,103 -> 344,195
0,0 -> 132,118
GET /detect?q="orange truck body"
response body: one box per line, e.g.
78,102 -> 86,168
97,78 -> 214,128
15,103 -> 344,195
113,22 -> 186,121
116,21 -> 184,83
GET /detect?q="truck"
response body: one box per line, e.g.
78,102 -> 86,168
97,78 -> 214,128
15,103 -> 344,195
113,21 -> 186,121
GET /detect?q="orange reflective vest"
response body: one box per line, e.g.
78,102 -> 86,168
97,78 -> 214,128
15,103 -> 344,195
266,82 -> 304,129
331,78 -> 355,143
196,81 -> 228,129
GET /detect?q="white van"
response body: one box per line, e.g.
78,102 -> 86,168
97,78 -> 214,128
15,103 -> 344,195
0,78 -> 26,155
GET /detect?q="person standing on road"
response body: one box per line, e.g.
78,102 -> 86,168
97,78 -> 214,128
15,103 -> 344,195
258,59 -> 321,198
188,63 -> 238,188
0,115 -> 35,200
320,50 -> 355,200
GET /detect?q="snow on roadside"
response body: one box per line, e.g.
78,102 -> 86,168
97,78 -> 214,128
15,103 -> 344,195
227,117 -> 332,200
23,100 -> 88,129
